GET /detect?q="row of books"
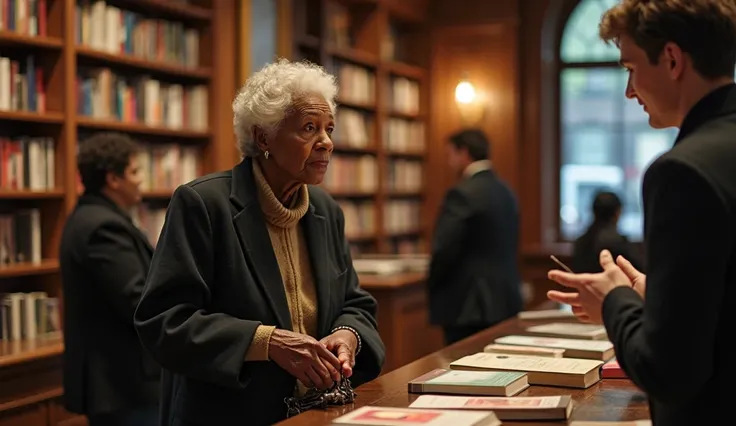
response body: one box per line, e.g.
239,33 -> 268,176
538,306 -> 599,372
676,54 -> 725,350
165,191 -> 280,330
0,135 -> 203,194
333,62 -> 421,115
0,136 -> 55,191
0,55 -> 44,113
329,112 -> 426,154
0,0 -> 47,36
75,0 -> 200,68
135,144 -> 200,193
0,291 -> 61,341
77,68 -> 209,130
321,156 -> 423,194
0,208 -> 41,265
330,310 -> 640,426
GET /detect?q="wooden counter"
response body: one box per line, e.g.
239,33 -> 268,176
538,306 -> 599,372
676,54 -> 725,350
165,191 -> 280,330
276,315 -> 650,425
359,273 -> 444,374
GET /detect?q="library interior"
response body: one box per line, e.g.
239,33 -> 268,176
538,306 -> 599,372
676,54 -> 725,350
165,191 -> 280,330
0,0 -> 719,425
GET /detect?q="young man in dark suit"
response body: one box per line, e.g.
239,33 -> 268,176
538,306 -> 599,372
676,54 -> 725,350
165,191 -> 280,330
60,132 -> 159,426
547,2 -> 736,425
428,129 -> 523,345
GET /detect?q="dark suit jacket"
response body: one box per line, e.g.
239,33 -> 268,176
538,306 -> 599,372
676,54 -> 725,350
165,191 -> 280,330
59,193 -> 160,415
602,83 -> 736,426
572,223 -> 645,273
133,157 -> 385,426
427,169 -> 523,327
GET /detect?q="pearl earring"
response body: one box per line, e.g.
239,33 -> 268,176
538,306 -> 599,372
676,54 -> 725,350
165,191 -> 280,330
264,150 -> 270,159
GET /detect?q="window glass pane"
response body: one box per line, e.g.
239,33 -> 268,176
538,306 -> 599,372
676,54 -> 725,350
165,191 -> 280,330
559,67 -> 676,241
560,0 -> 620,63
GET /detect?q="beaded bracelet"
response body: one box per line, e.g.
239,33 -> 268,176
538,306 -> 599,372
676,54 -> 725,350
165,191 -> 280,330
331,325 -> 362,356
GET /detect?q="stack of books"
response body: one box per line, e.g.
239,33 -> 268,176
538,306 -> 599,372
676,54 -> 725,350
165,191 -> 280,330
329,306 -> 648,425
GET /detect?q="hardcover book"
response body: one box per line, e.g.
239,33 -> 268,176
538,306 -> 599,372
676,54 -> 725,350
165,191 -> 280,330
569,421 -> 651,426
526,322 -> 609,340
450,352 -> 602,388
601,357 -> 627,379
331,406 -> 501,426
484,343 -> 565,358
409,394 -> 573,421
495,335 -> 615,361
517,308 -> 576,321
408,368 -> 529,396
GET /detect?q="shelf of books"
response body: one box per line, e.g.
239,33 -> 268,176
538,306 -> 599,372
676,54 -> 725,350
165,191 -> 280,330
292,0 -> 428,257
0,1 -> 231,422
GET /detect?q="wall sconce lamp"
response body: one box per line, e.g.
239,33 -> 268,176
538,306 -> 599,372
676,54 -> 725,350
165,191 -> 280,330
454,74 -> 486,125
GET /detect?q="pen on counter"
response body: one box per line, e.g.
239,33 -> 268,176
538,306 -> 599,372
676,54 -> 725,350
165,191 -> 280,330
550,255 -> 574,273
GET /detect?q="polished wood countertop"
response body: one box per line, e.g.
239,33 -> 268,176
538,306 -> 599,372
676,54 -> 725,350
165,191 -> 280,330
277,315 -> 650,425
358,272 -> 426,289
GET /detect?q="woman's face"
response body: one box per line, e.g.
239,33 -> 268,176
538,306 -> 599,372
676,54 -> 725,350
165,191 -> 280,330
257,93 -> 335,185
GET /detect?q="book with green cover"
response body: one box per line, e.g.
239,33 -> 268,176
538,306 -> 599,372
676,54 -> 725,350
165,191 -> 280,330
408,368 -> 529,397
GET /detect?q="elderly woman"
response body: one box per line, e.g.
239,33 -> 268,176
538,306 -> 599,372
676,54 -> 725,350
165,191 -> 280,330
134,59 -> 385,426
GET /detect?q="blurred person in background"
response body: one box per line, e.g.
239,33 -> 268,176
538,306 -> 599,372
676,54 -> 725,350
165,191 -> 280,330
572,190 -> 644,273
427,129 -> 523,345
60,132 -> 159,426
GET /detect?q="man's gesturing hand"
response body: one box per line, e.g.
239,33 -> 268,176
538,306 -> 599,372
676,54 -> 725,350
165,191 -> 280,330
268,329 -> 342,389
320,330 -> 358,378
547,250 -> 633,324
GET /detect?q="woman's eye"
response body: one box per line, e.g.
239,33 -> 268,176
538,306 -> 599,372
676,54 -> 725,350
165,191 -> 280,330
305,123 -> 315,131
327,127 -> 334,135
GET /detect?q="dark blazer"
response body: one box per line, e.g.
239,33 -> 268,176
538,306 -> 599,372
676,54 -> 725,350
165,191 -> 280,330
572,223 -> 645,273
59,193 -> 160,416
133,157 -> 385,426
427,169 -> 523,327
602,83 -> 736,426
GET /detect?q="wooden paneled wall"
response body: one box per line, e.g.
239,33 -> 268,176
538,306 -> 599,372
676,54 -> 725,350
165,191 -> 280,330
426,0 -> 581,305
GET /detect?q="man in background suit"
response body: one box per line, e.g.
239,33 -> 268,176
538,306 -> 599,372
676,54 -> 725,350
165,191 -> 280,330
547,1 -> 736,424
60,132 -> 159,426
428,129 -> 523,345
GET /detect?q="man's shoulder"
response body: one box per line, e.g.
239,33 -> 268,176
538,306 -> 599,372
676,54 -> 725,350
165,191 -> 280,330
667,115 -> 736,168
649,118 -> 736,195
66,202 -> 125,232
63,204 -> 134,251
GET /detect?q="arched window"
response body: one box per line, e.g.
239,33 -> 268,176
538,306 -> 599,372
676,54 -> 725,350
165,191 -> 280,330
558,0 -> 677,241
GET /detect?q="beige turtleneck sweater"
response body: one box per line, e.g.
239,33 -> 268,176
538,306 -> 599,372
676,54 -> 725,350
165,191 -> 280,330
244,161 -> 319,361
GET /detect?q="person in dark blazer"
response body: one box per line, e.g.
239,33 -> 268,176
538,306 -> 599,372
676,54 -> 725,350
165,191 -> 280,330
427,129 -> 523,345
547,2 -> 736,425
133,59 -> 385,426
59,132 -> 160,426
572,190 -> 644,273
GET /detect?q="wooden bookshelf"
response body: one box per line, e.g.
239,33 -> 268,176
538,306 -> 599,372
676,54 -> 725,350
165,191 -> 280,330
0,1 -> 236,424
290,0 -> 429,256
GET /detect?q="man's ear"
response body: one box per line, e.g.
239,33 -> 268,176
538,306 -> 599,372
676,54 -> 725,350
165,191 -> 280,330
253,126 -> 268,153
105,171 -> 119,190
662,42 -> 684,79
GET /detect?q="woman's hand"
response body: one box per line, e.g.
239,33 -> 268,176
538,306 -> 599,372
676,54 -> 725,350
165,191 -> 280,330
268,329 -> 342,389
320,330 -> 358,378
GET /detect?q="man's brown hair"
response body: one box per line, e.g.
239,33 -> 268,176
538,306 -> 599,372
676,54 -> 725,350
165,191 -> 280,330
599,0 -> 736,79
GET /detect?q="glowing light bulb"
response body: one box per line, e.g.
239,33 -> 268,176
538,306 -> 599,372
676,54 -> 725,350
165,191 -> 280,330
455,81 -> 476,104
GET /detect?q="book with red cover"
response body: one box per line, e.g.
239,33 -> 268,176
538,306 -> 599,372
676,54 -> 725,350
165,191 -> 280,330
601,357 -> 627,379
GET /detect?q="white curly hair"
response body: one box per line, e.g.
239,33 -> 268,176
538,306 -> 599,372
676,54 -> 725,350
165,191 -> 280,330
232,58 -> 339,157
